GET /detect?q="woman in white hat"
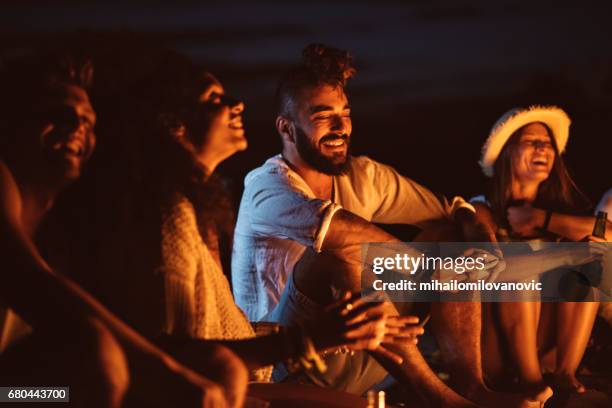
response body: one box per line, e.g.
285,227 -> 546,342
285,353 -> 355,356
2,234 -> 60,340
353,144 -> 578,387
473,106 -> 605,396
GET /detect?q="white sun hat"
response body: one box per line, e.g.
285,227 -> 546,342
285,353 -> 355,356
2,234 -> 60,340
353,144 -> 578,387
479,105 -> 571,177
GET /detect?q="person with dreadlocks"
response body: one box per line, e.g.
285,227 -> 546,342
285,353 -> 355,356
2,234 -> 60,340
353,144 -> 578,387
232,44 -> 552,407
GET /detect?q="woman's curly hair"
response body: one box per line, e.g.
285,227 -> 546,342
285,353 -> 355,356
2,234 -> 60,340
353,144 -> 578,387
127,52 -> 236,246
275,43 -> 356,118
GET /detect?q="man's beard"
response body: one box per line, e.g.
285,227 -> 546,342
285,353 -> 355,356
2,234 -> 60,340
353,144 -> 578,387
294,125 -> 350,176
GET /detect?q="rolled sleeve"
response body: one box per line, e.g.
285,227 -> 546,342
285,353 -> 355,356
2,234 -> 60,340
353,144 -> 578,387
313,202 -> 343,252
448,197 -> 475,218
247,172 -> 342,250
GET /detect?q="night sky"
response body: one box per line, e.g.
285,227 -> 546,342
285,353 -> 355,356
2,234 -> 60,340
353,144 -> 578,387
2,0 -> 611,203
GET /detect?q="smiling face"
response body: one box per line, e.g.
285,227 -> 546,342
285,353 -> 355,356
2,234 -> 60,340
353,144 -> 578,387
28,84 -> 96,182
197,74 -> 245,132
510,122 -> 556,183
178,73 -> 247,172
290,84 -> 352,174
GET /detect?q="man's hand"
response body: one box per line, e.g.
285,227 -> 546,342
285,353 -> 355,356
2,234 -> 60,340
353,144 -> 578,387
466,247 -> 505,284
383,315 -> 424,345
310,292 -> 386,352
309,292 -> 425,365
507,203 -> 546,238
430,247 -> 505,288
375,314 -> 425,365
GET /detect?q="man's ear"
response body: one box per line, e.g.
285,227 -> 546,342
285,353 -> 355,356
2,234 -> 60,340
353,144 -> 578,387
276,116 -> 295,144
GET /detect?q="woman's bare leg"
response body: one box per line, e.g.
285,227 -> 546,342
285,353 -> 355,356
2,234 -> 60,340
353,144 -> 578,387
432,301 -> 551,408
551,301 -> 599,392
496,302 -> 543,387
417,224 -> 551,407
481,302 -> 508,386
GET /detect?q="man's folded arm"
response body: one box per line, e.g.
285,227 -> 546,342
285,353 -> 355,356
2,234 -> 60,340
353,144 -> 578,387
370,159 -> 474,226
246,174 -> 400,252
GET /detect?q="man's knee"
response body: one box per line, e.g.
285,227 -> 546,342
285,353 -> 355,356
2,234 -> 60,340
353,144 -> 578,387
201,344 -> 248,407
294,249 -> 354,303
174,342 -> 247,407
207,345 -> 248,388
1,318 -> 129,408
73,318 -> 130,408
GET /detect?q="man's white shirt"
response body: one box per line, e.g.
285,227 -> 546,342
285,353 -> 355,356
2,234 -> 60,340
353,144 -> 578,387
232,154 -> 474,321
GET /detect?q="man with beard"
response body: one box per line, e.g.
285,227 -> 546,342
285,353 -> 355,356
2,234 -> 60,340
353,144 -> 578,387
232,44 -> 551,407
0,51 -> 245,408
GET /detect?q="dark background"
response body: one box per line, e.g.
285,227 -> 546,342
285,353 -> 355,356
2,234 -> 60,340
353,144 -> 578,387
2,0 -> 611,205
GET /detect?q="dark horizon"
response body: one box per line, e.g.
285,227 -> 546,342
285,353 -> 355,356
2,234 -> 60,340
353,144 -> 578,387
2,0 -> 611,203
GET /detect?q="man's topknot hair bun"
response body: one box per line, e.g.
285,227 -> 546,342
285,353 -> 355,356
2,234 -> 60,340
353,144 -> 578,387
301,43 -> 355,86
275,43 -> 356,117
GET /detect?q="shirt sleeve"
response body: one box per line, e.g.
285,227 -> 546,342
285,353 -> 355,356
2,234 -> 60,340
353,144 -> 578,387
370,160 -> 474,226
246,171 -> 342,252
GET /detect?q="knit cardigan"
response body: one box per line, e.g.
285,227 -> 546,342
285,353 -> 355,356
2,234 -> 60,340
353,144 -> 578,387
158,194 -> 255,341
155,194 -> 272,380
